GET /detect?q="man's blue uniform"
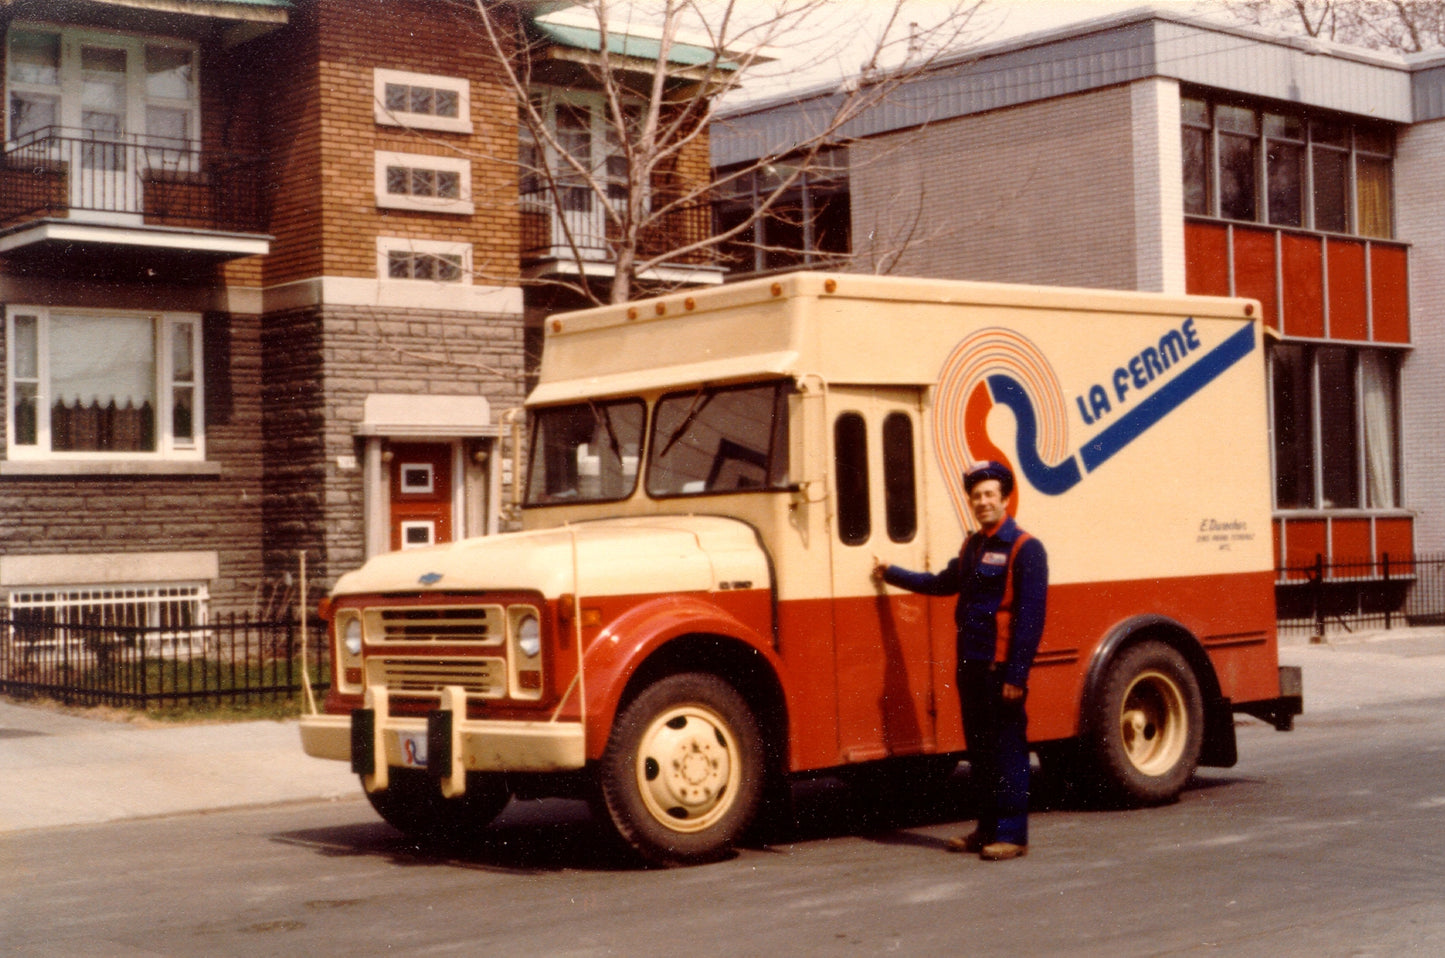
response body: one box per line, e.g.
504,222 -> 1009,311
882,514 -> 1048,847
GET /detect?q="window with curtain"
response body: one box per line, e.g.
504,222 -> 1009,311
1268,344 -> 1400,512
6,308 -> 203,458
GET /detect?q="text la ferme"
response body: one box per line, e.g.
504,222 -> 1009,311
1075,318 -> 1202,427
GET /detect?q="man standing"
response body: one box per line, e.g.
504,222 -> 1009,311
873,461 -> 1048,861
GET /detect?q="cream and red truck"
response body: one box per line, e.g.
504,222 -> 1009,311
300,272 -> 1301,866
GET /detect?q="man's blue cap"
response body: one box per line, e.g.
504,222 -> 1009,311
964,460 -> 1014,496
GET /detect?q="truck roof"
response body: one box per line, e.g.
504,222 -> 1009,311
528,271 -> 1259,405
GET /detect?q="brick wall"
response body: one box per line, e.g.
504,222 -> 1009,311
248,0 -> 521,288
849,84 -> 1140,290
1395,118 -> 1445,555
252,0 -> 529,592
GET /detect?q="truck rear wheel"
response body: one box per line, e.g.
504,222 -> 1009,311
597,673 -> 765,867
1087,641 -> 1203,805
364,768 -> 511,843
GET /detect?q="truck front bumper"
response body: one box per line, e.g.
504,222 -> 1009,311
300,693 -> 586,776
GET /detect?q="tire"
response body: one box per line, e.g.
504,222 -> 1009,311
1086,641 -> 1204,806
364,767 -> 511,844
596,673 -> 766,867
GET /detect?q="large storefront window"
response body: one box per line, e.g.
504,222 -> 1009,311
1270,344 -> 1400,510
1182,94 -> 1394,239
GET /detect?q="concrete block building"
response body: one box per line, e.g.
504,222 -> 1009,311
713,8 -> 1445,619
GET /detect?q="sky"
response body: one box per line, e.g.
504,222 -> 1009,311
716,0 -> 1217,106
531,0 -> 1231,108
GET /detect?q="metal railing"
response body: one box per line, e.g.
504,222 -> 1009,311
0,613 -> 329,710
1276,552 -> 1445,638
519,190 -> 714,265
0,126 -> 266,234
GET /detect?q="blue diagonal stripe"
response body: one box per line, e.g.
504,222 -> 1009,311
1079,321 -> 1257,473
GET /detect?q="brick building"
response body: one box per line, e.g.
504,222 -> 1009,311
0,0 -> 714,626
713,9 -> 1445,620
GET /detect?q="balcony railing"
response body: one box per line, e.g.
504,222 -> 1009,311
520,189 -> 715,267
0,126 -> 266,235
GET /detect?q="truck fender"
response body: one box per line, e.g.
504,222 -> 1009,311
579,594 -> 786,761
1079,614 -> 1236,768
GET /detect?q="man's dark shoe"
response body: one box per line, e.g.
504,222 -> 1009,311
945,831 -> 987,853
980,841 -> 1028,861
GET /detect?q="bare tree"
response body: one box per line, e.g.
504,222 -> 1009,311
1219,0 -> 1445,52
465,0 -> 984,305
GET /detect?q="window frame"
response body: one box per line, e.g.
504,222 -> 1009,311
375,236 -> 472,284
645,380 -> 792,500
372,67 -> 472,134
833,411 -> 871,546
5,305 -> 204,461
1180,92 -> 1395,239
374,150 -> 473,215
522,89 -> 640,210
1268,342 -> 1402,513
5,23 -> 200,154
713,146 -> 852,277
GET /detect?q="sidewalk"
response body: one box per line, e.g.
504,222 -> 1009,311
0,700 -> 356,834
1,626 -> 1443,835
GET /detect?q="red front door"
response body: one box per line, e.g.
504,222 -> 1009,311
389,443 -> 453,551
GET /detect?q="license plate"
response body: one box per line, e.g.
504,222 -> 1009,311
398,730 -> 428,768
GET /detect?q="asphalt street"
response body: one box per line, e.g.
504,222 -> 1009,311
0,627 -> 1442,835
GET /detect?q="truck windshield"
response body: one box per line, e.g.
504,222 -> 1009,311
647,380 -> 790,497
525,399 -> 645,505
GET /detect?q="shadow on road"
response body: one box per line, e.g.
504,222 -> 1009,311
271,764 -> 1235,872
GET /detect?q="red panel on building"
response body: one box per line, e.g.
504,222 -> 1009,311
1375,517 -> 1414,563
1232,227 -> 1278,329
1329,518 -> 1372,566
1184,221 -> 1230,297
1280,233 -> 1324,338
1327,238 -> 1368,340
1280,518 -> 1327,578
1370,243 -> 1410,343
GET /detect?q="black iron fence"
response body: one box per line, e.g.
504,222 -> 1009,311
0,126 -> 266,233
1276,552 -> 1445,638
4,554 -> 1442,710
0,613 -> 329,710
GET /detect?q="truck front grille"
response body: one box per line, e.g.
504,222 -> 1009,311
373,606 -> 504,645
368,656 -> 505,698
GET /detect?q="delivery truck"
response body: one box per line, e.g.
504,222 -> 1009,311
300,272 -> 1301,866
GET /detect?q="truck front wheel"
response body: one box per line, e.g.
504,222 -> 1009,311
597,673 -> 765,867
1086,641 -> 1204,805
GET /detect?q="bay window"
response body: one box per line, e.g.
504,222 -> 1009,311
7,307 -> 203,459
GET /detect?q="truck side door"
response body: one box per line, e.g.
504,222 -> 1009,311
827,387 -> 939,762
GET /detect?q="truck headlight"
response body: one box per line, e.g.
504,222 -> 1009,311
516,613 -> 541,658
343,617 -> 363,657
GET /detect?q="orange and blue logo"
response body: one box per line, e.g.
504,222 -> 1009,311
934,320 -> 1256,527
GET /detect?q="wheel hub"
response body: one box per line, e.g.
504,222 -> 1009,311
1120,670 -> 1185,776
637,706 -> 737,832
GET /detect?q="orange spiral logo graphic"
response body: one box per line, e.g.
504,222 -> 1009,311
934,328 -> 1070,529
